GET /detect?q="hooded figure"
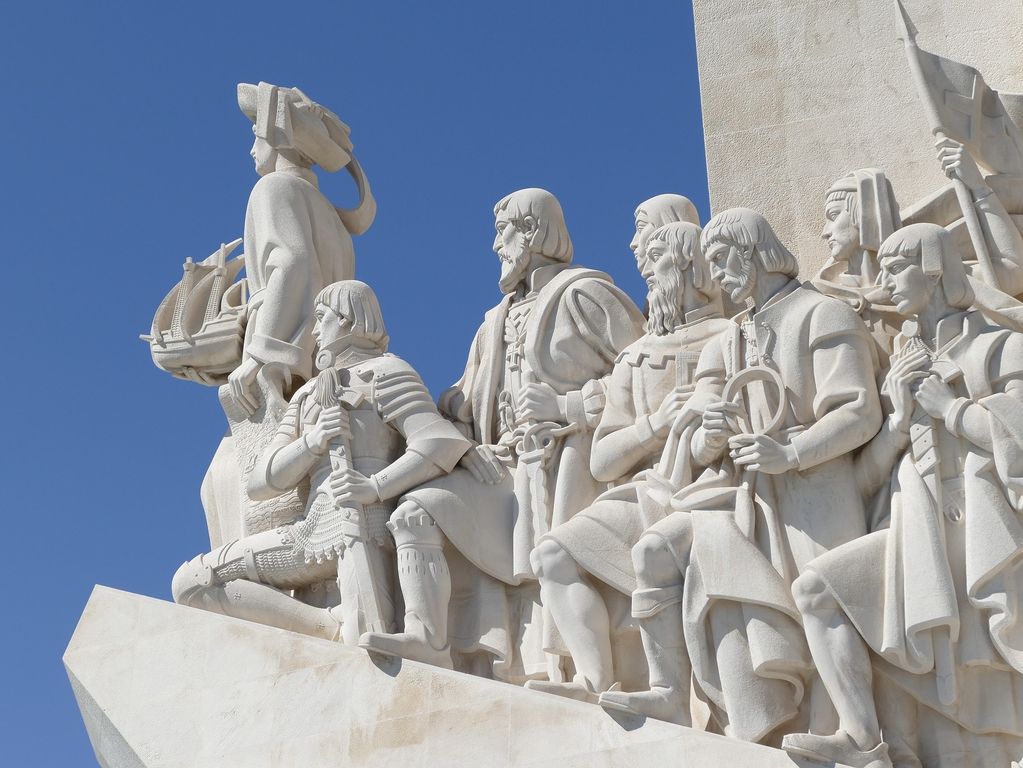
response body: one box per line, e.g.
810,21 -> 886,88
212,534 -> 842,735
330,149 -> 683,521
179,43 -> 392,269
815,168 -> 905,367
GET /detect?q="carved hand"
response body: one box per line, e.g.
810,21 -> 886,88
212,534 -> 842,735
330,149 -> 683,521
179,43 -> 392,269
914,374 -> 957,420
459,444 -> 508,485
517,382 -> 564,424
307,405 -> 350,454
700,400 -> 743,449
884,348 -> 930,432
330,467 -> 380,505
729,434 -> 798,475
651,386 -> 695,436
228,357 -> 263,417
936,137 -> 987,194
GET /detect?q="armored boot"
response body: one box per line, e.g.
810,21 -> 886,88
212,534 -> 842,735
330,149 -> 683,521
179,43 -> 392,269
598,585 -> 691,726
359,505 -> 453,669
171,544 -> 343,641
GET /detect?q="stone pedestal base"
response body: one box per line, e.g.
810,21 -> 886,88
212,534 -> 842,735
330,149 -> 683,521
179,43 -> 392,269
64,586 -> 842,767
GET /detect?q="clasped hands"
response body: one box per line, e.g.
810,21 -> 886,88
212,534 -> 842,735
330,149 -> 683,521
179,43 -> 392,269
700,400 -> 796,475
885,348 -> 956,432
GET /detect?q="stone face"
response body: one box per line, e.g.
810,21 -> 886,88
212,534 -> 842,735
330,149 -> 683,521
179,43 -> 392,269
63,587 -> 839,768
694,0 -> 1023,277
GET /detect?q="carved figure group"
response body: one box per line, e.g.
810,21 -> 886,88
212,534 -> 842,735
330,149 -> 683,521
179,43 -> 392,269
147,18 -> 1023,764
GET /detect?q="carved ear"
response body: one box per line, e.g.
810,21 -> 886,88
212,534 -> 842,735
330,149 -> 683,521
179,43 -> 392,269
522,216 -> 539,240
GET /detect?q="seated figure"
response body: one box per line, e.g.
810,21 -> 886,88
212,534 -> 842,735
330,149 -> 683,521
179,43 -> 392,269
529,220 -> 729,705
358,188 -> 644,677
171,281 -> 470,643
598,209 -> 882,746
783,224 -> 1023,768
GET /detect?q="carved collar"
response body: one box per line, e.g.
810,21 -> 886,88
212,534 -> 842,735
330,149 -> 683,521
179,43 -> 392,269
684,303 -> 721,325
272,166 -> 318,188
525,262 -> 570,295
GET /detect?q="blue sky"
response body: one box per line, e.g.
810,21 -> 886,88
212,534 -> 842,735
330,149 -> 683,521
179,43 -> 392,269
0,2 -> 708,762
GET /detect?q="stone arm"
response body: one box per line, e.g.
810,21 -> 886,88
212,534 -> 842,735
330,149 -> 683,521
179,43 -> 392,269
951,334 -> 1023,454
787,303 -> 883,470
248,393 -> 318,500
689,339 -> 729,466
437,319 -> 488,444
371,363 -> 473,501
943,142 -> 1023,297
549,279 -> 644,433
853,417 -> 911,500
970,187 -> 1023,298
244,176 -> 322,374
590,359 -> 662,483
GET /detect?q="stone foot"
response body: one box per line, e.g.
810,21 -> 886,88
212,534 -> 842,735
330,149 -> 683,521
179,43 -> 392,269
782,730 -> 893,768
524,679 -> 600,705
358,631 -> 453,670
597,685 -> 690,726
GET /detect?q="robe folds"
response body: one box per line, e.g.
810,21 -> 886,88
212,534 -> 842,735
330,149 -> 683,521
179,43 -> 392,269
812,311 -> 1023,740
242,169 -> 356,382
663,280 -> 883,742
544,313 -> 732,596
402,263 -> 643,677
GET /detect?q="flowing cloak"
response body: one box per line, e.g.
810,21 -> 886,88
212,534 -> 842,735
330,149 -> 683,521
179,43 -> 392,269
813,262 -> 903,374
671,280 -> 883,742
811,311 -> 1023,738
401,264 -> 643,675
544,312 -> 731,596
242,170 -> 356,383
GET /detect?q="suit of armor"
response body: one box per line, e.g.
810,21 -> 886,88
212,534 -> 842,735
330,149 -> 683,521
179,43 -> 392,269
171,351 -> 469,642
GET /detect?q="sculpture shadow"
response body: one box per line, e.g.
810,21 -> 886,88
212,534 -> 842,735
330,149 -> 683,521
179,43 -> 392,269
365,650 -> 403,678
602,708 -> 647,732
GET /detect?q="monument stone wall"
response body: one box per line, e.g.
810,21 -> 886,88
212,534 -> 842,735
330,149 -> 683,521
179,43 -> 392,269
694,0 -> 1023,276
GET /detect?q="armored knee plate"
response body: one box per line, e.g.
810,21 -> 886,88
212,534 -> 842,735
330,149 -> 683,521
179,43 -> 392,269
171,553 -> 216,606
388,501 -> 443,550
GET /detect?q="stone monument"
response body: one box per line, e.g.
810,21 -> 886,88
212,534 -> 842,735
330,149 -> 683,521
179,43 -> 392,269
67,3 -> 1023,766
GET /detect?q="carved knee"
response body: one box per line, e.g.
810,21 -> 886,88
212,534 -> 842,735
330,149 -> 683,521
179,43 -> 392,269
530,538 -> 576,582
631,533 -> 681,588
388,500 -> 443,549
791,569 -> 832,616
171,553 -> 215,606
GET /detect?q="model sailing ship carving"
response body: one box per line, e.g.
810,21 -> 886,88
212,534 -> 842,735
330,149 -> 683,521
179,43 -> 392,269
142,238 -> 246,385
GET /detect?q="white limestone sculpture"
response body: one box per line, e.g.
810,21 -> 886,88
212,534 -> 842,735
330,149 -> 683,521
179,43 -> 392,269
143,238 -> 247,385
629,194 -> 700,270
171,280 -> 470,644
815,145 -> 1023,368
230,81 -> 376,412
893,0 -> 1023,292
145,82 -> 377,549
783,223 -> 1023,768
357,188 -> 645,676
597,209 -> 883,745
528,220 -> 730,705
814,168 -> 905,366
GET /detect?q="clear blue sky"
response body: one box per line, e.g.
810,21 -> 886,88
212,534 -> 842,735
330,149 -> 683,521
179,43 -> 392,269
0,2 -> 708,763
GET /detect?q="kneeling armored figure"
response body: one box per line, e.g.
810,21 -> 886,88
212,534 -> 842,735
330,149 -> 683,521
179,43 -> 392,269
172,280 -> 471,644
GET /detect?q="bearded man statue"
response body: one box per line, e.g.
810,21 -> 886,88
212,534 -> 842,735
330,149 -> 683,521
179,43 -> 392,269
528,220 -> 730,705
358,188 -> 644,679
